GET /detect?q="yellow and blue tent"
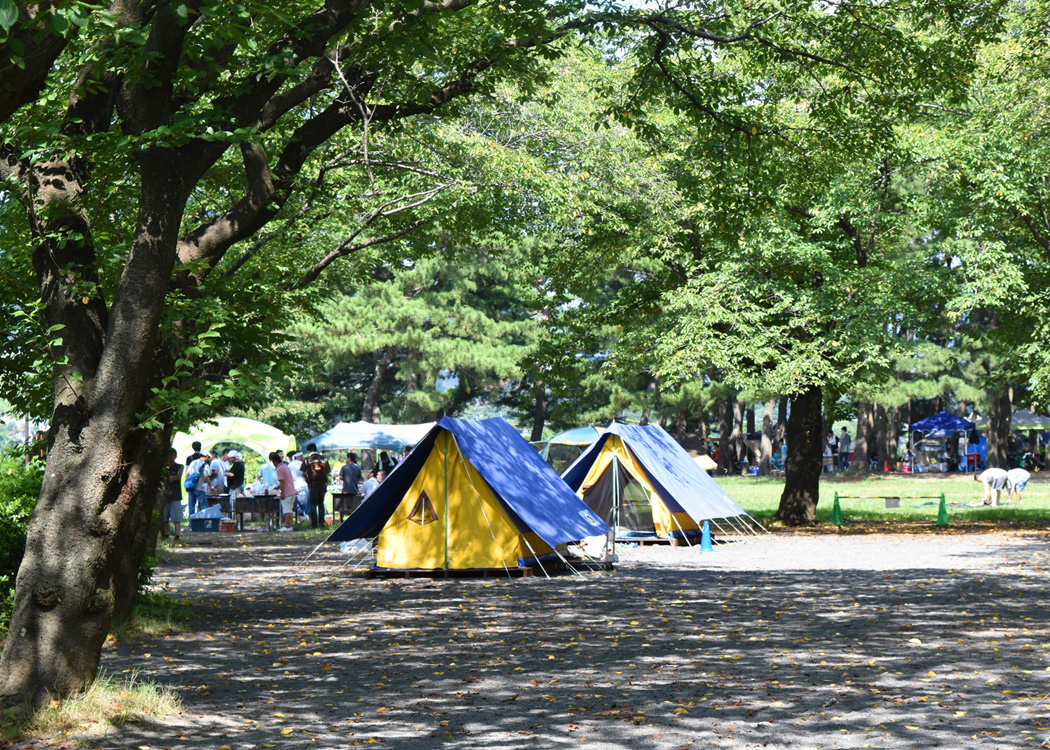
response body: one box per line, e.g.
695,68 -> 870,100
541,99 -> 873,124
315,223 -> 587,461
562,422 -> 747,541
328,417 -> 607,571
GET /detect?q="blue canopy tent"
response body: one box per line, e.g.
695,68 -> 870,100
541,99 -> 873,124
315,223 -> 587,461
909,411 -> 976,472
910,411 -> 976,433
562,422 -> 758,546
327,417 -> 608,573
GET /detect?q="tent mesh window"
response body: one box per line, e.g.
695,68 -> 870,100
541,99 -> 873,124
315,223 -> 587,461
406,490 -> 440,527
582,460 -> 655,534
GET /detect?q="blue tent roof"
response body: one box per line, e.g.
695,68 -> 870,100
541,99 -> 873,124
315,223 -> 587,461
910,411 -> 976,432
562,422 -> 746,521
328,417 -> 607,546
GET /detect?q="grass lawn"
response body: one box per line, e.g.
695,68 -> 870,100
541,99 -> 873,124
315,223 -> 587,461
717,472 -> 1050,530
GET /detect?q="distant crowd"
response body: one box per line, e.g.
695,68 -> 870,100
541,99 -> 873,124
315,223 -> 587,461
161,442 -> 399,539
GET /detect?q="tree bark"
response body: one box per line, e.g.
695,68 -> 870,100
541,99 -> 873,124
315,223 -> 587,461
847,400 -> 873,476
361,345 -> 398,423
874,404 -> 889,471
0,155 -> 185,707
758,398 -> 775,476
732,399 -> 747,475
986,385 -> 1012,469
530,384 -> 547,442
746,404 -> 755,435
675,409 -> 687,443
774,385 -> 823,525
775,396 -> 787,450
717,399 -> 732,474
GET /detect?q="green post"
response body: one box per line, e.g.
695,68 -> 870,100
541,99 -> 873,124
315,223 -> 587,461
831,492 -> 842,526
935,492 -> 949,527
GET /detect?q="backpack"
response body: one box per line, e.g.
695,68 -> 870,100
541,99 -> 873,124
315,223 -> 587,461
183,458 -> 203,490
184,470 -> 200,490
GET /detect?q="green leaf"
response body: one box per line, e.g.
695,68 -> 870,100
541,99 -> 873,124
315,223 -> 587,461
0,0 -> 17,33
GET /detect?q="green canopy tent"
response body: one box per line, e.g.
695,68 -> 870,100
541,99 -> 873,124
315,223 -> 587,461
172,417 -> 296,462
535,426 -> 604,473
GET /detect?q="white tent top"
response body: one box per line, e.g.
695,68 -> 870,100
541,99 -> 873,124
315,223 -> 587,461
305,421 -> 435,451
973,410 -> 1050,431
172,417 -> 296,460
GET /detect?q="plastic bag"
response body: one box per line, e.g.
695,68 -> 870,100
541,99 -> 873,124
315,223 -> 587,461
189,504 -> 224,520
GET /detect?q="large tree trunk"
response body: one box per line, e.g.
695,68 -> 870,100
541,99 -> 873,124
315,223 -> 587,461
675,410 -> 687,443
847,400 -> 873,476
986,385 -> 1012,468
874,404 -> 890,471
1,156 -> 184,707
774,385 -> 823,525
717,399 -> 732,474
758,398 -> 775,476
530,384 -> 546,442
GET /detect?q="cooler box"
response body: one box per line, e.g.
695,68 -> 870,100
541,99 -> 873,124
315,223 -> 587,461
190,518 -> 221,532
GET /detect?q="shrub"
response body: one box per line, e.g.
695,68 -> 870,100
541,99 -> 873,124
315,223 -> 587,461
0,451 -> 43,633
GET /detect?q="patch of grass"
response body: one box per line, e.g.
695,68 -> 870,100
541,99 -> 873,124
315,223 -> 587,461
110,588 -> 192,641
1,672 -> 180,744
718,474 -> 1050,530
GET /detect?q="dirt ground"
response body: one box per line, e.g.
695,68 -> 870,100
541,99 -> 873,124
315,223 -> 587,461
15,529 -> 1050,749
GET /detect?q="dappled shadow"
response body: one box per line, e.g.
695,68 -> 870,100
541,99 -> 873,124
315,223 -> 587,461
69,532 -> 1050,748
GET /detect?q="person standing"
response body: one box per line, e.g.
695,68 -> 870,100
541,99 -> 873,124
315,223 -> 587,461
975,467 -> 1009,506
226,450 -> 245,512
838,427 -> 852,471
289,451 -> 309,522
162,449 -> 183,540
377,450 -> 397,474
302,443 -> 331,529
339,451 -> 364,513
340,452 -> 363,494
825,430 -> 838,472
272,451 -> 297,531
185,451 -> 209,517
207,449 -> 227,497
1007,467 -> 1031,504
258,456 -> 279,493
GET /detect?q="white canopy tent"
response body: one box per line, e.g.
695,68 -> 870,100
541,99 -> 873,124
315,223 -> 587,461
305,421 -> 435,451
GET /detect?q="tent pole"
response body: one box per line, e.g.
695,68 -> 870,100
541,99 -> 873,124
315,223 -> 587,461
443,431 -> 450,572
610,451 -> 618,564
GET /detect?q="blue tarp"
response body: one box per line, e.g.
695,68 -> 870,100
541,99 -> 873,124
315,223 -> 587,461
327,417 -> 607,546
910,411 -> 976,432
562,422 -> 747,521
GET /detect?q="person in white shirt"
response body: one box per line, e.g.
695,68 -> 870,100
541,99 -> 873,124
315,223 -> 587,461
1006,467 -> 1031,504
288,452 -> 309,521
361,468 -> 380,500
207,449 -> 227,495
975,467 -> 1009,506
